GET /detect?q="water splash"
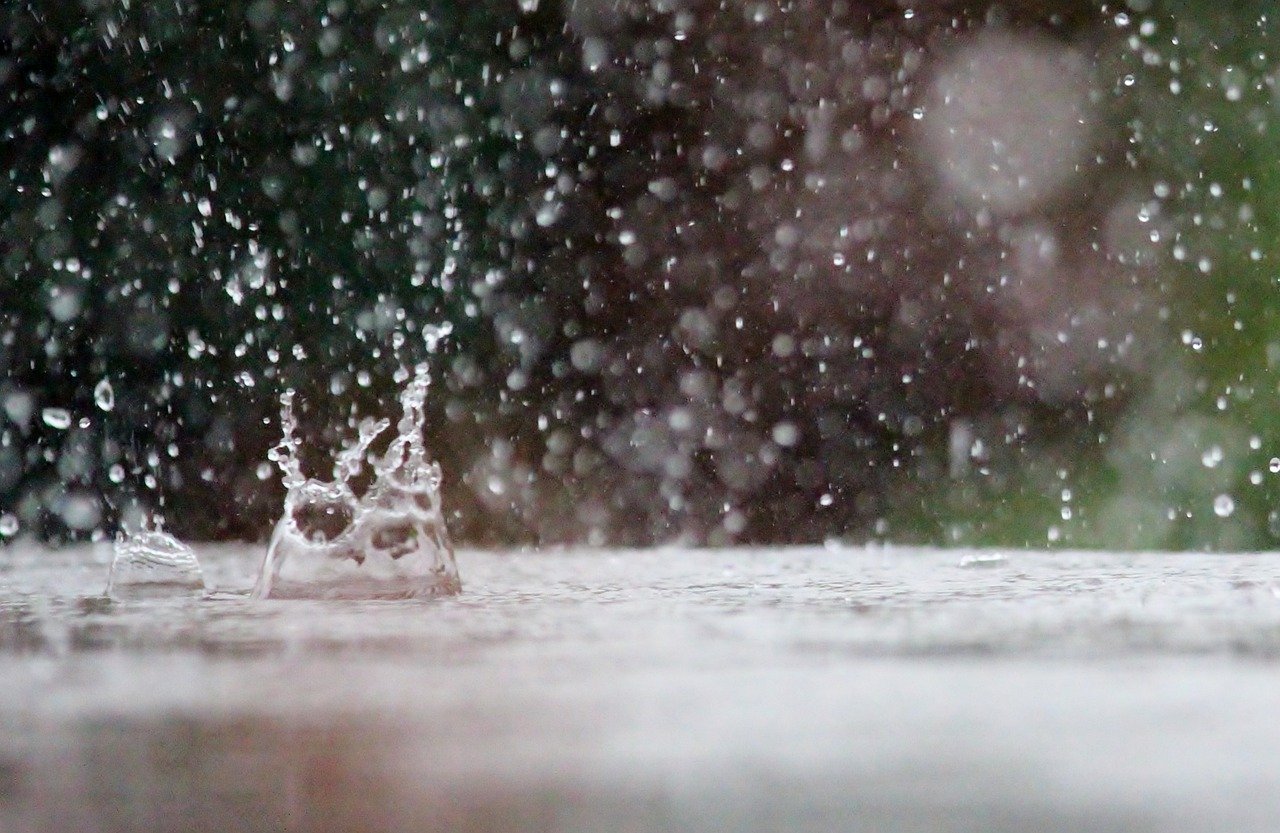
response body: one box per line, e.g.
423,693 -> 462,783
107,517 -> 206,600
253,338 -> 459,600
957,552 -> 1009,569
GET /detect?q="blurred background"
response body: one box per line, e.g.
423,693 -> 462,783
0,0 -> 1275,549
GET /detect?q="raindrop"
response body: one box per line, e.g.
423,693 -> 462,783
0,514 -> 18,537
772,422 -> 799,447
41,408 -> 72,430
1213,494 -> 1235,518
94,379 -> 115,412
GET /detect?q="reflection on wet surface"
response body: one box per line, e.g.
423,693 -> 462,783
3,712 -> 1172,833
2,545 -> 1280,831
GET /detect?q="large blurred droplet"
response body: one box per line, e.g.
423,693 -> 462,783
917,32 -> 1095,215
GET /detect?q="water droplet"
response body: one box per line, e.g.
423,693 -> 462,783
423,321 -> 453,353
41,408 -> 72,430
1201,446 -> 1223,468
93,379 -> 115,412
0,514 -> 18,537
1214,494 -> 1236,518
772,422 -> 799,447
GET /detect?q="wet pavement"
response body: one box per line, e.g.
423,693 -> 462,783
2,544 -> 1279,832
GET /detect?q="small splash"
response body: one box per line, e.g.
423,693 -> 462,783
253,344 -> 459,600
107,518 -> 206,600
957,552 -> 1008,569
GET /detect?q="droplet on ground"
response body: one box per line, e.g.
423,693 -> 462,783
958,553 -> 1009,569
107,525 -> 206,600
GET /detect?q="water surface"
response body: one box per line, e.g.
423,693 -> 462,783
3,545 -> 1279,832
